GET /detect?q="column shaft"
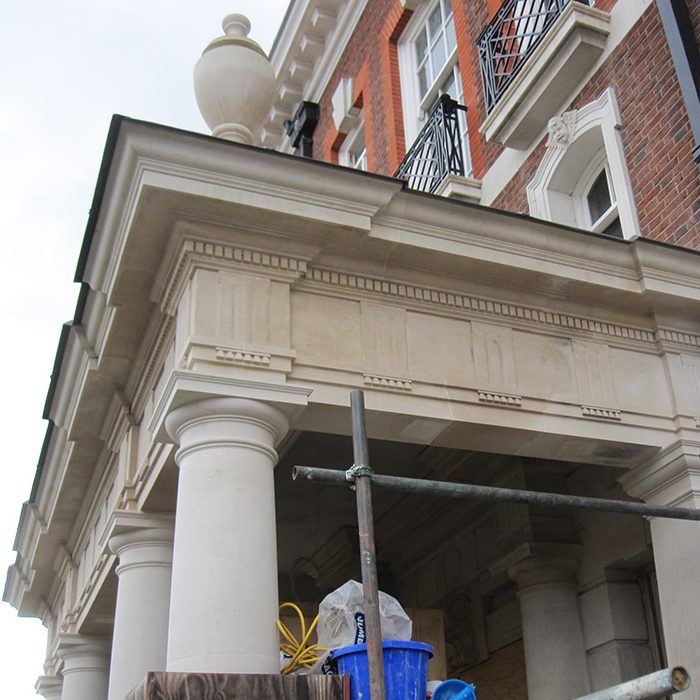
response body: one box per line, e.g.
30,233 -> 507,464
108,525 -> 173,700
165,397 -> 289,674
57,635 -> 110,700
510,555 -> 590,699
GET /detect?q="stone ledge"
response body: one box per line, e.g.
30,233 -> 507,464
480,3 -> 610,149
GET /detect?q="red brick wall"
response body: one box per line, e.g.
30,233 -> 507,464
315,0 -> 410,175
313,0 -> 699,249
491,2 -> 700,249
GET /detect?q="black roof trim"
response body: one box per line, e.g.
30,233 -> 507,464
74,115 -> 125,284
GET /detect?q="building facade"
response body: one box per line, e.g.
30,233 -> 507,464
5,1 -> 700,699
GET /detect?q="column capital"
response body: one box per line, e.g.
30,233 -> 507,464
148,371 -> 311,442
98,510 -> 174,552
166,396 -> 289,443
55,633 -> 110,671
35,675 -> 62,700
620,438 -> 700,507
492,542 -> 583,589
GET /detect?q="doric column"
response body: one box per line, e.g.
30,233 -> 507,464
165,396 -> 289,674
56,634 -> 110,700
621,440 -> 700,698
508,550 -> 590,699
107,517 -> 174,700
35,675 -> 62,700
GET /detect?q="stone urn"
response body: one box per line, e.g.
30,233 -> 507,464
193,14 -> 276,145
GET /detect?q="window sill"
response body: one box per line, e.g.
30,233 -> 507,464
479,3 -> 611,150
434,174 -> 482,203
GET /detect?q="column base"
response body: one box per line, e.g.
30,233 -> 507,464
126,672 -> 347,699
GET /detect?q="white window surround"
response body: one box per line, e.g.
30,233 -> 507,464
527,88 -> 640,241
331,77 -> 360,134
339,117 -> 368,171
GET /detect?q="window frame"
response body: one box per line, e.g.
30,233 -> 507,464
573,150 -> 620,234
398,0 -> 460,146
397,0 -> 472,176
338,115 -> 368,171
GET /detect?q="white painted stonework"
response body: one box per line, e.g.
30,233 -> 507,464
4,119 -> 700,698
106,515 -> 174,700
165,396 -> 291,673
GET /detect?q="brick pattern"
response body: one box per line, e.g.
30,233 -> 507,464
491,3 -> 700,250
315,0 -> 408,176
313,0 -> 699,250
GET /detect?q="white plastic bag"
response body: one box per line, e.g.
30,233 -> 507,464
316,579 -> 412,649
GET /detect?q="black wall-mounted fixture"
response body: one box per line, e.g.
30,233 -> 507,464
284,101 -> 320,158
656,0 -> 700,164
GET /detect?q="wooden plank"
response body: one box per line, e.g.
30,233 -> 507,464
126,671 -> 347,700
406,607 -> 448,680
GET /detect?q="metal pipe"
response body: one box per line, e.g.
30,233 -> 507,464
350,390 -> 386,700
291,466 -> 700,522
574,666 -> 690,699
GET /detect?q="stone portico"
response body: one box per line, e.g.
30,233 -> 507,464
5,117 -> 700,699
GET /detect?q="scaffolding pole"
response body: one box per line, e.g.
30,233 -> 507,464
574,666 -> 690,699
293,466 -> 700,522
292,391 -> 699,700
348,390 -> 386,700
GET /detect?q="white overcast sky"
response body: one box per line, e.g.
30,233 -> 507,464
1,1 -> 288,696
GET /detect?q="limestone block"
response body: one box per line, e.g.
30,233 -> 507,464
406,312 -> 474,385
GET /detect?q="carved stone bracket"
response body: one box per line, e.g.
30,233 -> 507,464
581,405 -> 621,420
363,374 -> 412,391
478,391 -> 522,407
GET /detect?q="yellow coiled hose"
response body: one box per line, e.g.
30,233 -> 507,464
277,602 -> 327,674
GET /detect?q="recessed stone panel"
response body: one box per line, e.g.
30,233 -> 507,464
291,292 -> 362,369
514,331 -> 577,401
610,349 -> 672,414
407,312 -> 474,386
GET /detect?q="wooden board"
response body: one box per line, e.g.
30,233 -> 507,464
127,672 -> 349,700
405,607 -> 448,680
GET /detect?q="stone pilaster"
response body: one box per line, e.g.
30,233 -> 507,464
56,634 -> 110,700
105,514 -> 174,700
621,439 -> 700,698
165,396 -> 289,674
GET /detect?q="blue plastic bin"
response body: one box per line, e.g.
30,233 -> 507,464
332,640 -> 433,700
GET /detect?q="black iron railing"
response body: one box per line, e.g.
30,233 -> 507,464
394,95 -> 467,194
478,0 -> 581,113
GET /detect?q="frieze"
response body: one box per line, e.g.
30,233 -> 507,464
304,266 -> 657,346
162,238 -> 309,316
581,405 -> 622,420
163,240 -> 700,352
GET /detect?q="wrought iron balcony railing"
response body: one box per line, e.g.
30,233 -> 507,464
478,0 -> 582,113
394,95 -> 468,194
